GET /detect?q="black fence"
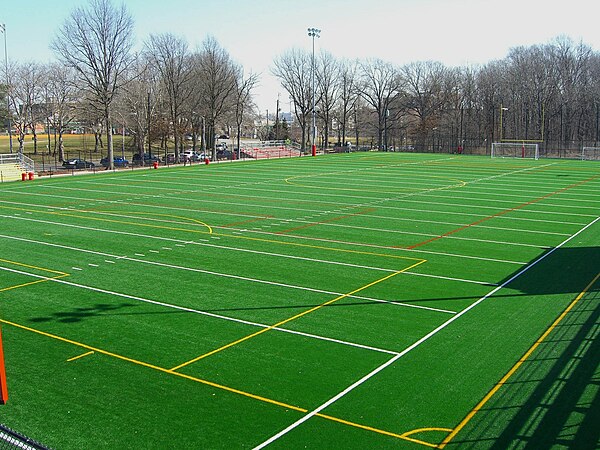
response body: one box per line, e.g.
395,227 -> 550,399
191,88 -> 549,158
0,424 -> 49,450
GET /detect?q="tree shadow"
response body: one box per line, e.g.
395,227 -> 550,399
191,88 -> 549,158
500,246 -> 600,296
29,302 -> 137,323
452,290 -> 600,449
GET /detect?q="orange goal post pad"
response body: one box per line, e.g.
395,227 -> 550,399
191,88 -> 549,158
0,327 -> 7,404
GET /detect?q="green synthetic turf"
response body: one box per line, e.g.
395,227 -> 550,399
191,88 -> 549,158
0,153 -> 598,449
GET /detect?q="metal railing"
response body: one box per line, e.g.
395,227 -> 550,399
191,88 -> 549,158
0,153 -> 35,173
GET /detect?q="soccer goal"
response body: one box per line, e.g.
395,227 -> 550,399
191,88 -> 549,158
581,147 -> 600,161
491,142 -> 539,160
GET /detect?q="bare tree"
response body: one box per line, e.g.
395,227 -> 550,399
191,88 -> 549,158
360,59 -> 403,150
272,48 -> 312,151
233,71 -> 258,158
45,63 -> 79,161
145,33 -> 193,161
316,51 -> 340,150
401,61 -> 452,151
10,62 -> 44,154
194,36 -> 238,160
335,59 -> 359,147
51,0 -> 134,169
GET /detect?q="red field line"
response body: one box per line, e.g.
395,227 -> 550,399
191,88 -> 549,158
277,208 -> 376,234
405,174 -> 600,250
220,216 -> 273,228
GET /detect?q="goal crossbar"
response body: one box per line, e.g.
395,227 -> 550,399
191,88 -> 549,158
581,147 -> 600,161
492,142 -> 539,160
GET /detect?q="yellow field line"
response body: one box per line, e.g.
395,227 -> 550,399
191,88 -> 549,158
216,229 -> 425,262
284,174 -> 466,192
82,211 -> 214,234
0,279 -> 57,293
0,258 -> 69,276
438,270 -> 600,448
0,318 -> 306,412
170,260 -> 426,372
317,413 -> 451,447
2,316 -> 445,446
0,204 -> 423,263
66,351 -> 94,362
0,258 -> 70,292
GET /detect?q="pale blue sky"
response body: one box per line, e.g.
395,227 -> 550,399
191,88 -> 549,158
2,0 -> 599,110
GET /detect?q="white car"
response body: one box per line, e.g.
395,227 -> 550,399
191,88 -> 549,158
181,150 -> 200,162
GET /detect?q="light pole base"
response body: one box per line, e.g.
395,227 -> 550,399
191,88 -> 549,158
312,144 -> 316,157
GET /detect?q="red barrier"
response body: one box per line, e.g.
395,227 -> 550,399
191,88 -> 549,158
0,328 -> 8,404
21,173 -> 27,181
28,172 -> 34,180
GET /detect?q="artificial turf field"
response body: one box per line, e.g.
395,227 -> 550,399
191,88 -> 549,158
0,152 -> 598,449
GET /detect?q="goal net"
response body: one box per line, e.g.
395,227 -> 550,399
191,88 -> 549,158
491,142 -> 539,160
581,147 -> 600,161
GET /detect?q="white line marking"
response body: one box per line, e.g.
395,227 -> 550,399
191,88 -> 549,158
253,215 -> 600,448
0,233 -> 449,314
0,265 -> 400,356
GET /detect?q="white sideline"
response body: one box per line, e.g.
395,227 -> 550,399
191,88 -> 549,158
253,215 -> 600,449
0,264 -> 400,356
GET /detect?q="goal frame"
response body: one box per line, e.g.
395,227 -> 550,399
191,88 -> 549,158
491,142 -> 539,160
581,147 -> 600,161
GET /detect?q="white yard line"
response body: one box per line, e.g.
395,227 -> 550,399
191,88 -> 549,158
253,215 -> 600,449
0,232 -> 455,314
0,265 -> 400,356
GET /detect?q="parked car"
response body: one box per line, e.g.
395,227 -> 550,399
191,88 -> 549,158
165,153 -> 177,164
132,153 -> 161,165
62,159 -> 95,169
217,149 -> 233,160
181,149 -> 200,162
100,156 -> 129,168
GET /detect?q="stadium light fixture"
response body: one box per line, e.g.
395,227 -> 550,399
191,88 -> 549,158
307,27 -> 320,156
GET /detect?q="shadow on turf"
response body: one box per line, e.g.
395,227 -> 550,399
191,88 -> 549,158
497,246 -> 600,296
29,302 -> 136,323
451,290 -> 599,449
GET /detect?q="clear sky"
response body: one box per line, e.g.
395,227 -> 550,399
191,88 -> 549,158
2,0 -> 599,111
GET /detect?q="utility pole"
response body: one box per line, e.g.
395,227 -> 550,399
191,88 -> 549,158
1,24 -> 12,153
275,94 -> 280,141
307,27 -> 320,156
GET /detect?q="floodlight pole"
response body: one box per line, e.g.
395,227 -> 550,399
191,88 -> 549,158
1,24 -> 12,154
499,105 -> 508,141
307,27 -> 320,157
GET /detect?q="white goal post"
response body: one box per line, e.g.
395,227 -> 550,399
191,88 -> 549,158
581,147 -> 600,161
491,142 -> 539,160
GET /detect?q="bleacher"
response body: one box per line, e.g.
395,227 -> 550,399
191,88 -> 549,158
0,154 -> 35,183
239,141 -> 302,160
